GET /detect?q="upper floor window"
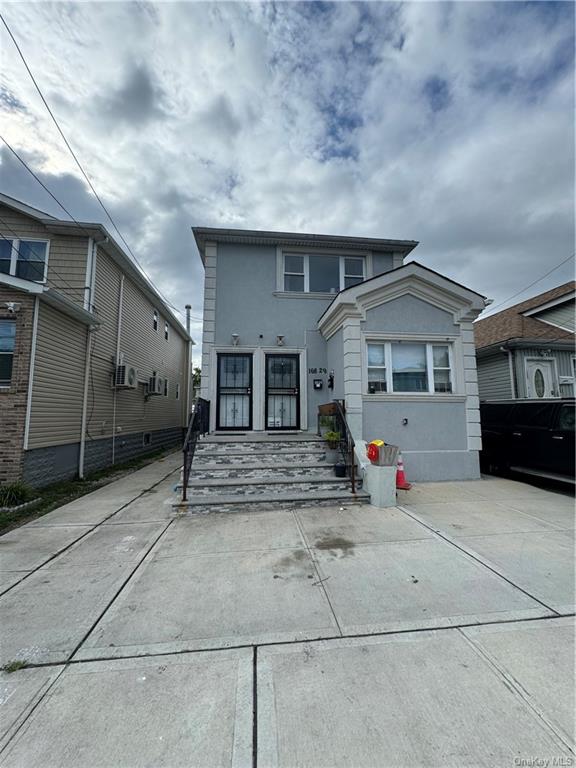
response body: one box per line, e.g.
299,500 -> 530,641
164,322 -> 169,341
367,341 -> 453,394
153,310 -> 159,331
283,253 -> 365,294
0,238 -> 49,283
0,320 -> 16,387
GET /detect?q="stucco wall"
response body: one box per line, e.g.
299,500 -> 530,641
363,295 -> 459,335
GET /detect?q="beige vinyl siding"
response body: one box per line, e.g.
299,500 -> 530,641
86,249 -> 120,439
85,247 -> 188,442
0,204 -> 88,305
27,302 -> 86,448
117,275 -> 187,433
477,351 -> 513,401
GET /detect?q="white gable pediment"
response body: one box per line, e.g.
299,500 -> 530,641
318,262 -> 485,338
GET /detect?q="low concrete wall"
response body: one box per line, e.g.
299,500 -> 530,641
22,427 -> 183,488
401,449 -> 480,482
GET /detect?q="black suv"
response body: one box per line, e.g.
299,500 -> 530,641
480,399 -> 575,483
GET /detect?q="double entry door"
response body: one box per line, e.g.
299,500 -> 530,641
216,352 -> 300,430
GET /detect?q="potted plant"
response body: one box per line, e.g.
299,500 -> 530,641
324,431 -> 341,464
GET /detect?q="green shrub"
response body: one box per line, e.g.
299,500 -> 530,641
0,483 -> 35,508
324,431 -> 341,448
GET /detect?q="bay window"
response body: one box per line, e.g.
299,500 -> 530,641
367,341 -> 453,394
283,253 -> 365,293
0,238 -> 49,282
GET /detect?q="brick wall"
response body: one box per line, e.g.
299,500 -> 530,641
0,288 -> 35,484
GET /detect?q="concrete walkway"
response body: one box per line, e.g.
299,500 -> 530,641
0,461 -> 574,767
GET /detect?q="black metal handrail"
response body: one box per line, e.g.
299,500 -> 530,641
317,399 -> 356,495
182,397 -> 210,502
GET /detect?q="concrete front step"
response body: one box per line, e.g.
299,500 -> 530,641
188,464 -> 338,480
193,451 -> 331,466
174,488 -> 370,513
195,441 -> 326,455
179,477 -> 359,497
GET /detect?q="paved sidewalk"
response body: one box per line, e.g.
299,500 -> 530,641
0,463 -> 574,767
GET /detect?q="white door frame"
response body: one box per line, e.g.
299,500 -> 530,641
524,356 -> 559,398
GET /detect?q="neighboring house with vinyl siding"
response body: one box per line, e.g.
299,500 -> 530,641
474,281 -> 575,401
0,193 -> 194,487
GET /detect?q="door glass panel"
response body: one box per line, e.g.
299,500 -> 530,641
534,369 -> 545,398
217,354 -> 251,429
266,355 -> 299,429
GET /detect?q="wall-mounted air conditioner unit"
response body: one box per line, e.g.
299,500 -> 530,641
115,364 -> 138,389
148,375 -> 164,396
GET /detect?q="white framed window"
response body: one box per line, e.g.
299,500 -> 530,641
153,310 -> 159,331
366,341 -> 453,394
283,253 -> 365,294
0,237 -> 49,283
164,321 -> 169,341
0,320 -> 16,387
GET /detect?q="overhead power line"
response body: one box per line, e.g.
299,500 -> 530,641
0,15 -> 189,325
483,252 -> 575,315
0,14 -> 138,262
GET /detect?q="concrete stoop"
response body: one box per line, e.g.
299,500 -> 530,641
174,436 -> 370,513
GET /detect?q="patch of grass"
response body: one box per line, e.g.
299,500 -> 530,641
0,446 -> 179,535
0,482 -> 36,508
2,660 -> 28,673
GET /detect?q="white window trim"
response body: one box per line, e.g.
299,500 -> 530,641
281,251 -> 367,295
364,338 -> 456,396
164,321 -> 169,341
2,237 -> 50,284
153,309 -> 159,331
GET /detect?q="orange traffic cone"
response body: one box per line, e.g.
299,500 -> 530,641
396,452 -> 412,490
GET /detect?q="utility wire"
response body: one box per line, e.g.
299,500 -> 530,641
0,137 -> 187,323
483,252 -> 575,315
0,13 -> 139,262
0,16 -> 189,325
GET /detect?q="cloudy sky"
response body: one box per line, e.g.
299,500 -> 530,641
1,1 -> 574,363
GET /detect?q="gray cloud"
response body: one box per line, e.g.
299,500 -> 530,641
97,62 -> 167,126
0,0 -> 573,359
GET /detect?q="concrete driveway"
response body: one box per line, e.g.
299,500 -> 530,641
0,460 -> 574,767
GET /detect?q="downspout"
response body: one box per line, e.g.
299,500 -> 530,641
112,274 -> 124,465
79,237 -> 102,478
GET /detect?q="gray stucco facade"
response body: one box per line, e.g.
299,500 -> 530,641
195,227 -> 486,481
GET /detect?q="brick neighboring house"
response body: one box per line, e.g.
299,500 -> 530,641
474,281 -> 575,401
0,193 -> 194,487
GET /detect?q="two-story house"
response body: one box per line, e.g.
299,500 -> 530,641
0,193 -> 194,487
475,281 -> 575,401
194,227 -> 487,481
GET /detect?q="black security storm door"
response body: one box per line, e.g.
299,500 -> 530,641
216,353 -> 252,430
265,354 -> 300,430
